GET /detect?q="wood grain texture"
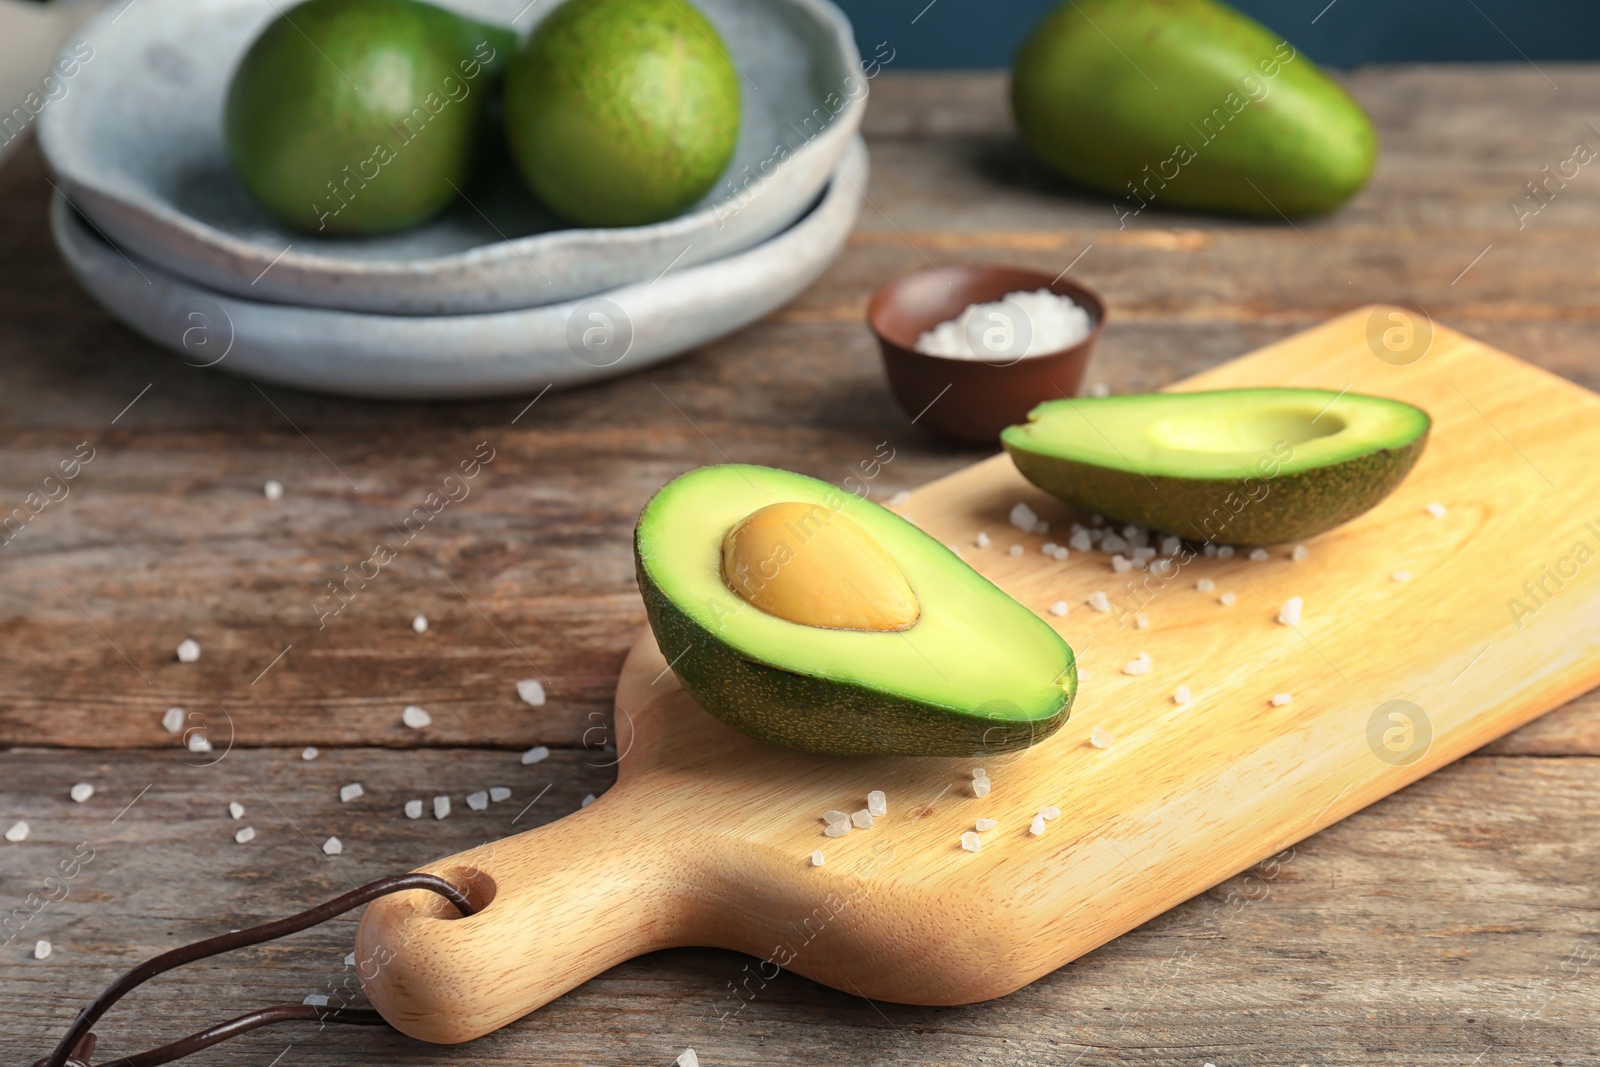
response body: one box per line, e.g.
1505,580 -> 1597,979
356,309 -> 1600,1042
4,66 -> 1600,1065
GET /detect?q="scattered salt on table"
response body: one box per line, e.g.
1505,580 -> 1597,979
404,799 -> 423,819
850,809 -> 874,829
1271,693 -> 1294,707
234,826 -> 256,844
972,777 -> 992,798
263,480 -> 283,501
489,786 -> 512,803
411,614 -> 429,633
70,783 -> 94,803
1089,727 -> 1114,749
1219,592 -> 1237,607
301,746 -> 319,761
1048,600 -> 1068,617
1278,596 -> 1303,626
960,831 -> 982,853
339,783 -> 363,803
35,940 -> 51,960
1087,591 -> 1111,613
1248,548 -> 1269,562
1392,570 -> 1411,582
1008,544 -> 1024,557
1426,502 -> 1447,518
1195,578 -> 1214,593
5,820 -> 29,842
466,791 -> 489,811
1039,806 -> 1061,820
401,705 -> 432,729
975,818 -> 998,832
867,790 -> 887,817
824,821 -> 851,838
176,638 -> 201,663
811,850 -> 825,867
433,796 -> 451,820
1291,544 -> 1309,562
580,793 -> 596,808
162,706 -> 185,733
516,679 -> 547,706
521,745 -> 550,765
1029,814 -> 1047,836
1174,685 -> 1192,706
228,801 -> 245,820
322,836 -> 342,855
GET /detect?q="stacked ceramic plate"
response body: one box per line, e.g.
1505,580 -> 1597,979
39,0 -> 867,398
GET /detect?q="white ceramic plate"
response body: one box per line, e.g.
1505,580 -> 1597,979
54,138 -> 867,399
38,0 -> 864,315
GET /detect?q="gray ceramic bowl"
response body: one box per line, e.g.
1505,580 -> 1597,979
53,138 -> 867,399
38,0 -> 865,315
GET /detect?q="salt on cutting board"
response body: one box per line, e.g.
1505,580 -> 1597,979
356,306 -> 1600,1043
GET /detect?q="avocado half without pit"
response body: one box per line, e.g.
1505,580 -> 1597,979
1001,388 -> 1431,545
635,465 -> 1077,757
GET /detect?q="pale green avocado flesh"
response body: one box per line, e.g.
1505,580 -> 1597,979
1002,389 -> 1430,545
635,465 -> 1077,757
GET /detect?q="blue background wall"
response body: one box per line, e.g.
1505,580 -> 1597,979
834,0 -> 1599,68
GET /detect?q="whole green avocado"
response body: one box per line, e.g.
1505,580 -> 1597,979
503,0 -> 741,227
224,0 -> 515,235
1011,0 -> 1377,218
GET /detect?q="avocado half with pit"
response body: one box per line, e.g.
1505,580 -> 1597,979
1001,389 -> 1430,545
635,465 -> 1077,756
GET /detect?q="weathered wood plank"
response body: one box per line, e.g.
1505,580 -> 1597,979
2,747 -> 1596,1066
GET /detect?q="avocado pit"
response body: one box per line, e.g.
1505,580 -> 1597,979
720,501 -> 920,631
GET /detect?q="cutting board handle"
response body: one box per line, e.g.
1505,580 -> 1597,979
355,786 -> 687,1044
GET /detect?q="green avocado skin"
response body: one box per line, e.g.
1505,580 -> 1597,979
503,0 -> 740,227
637,565 -> 1075,757
1011,0 -> 1377,217
1004,433 -> 1429,546
224,0 -> 509,235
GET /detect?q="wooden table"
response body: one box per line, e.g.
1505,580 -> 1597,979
4,68 -> 1599,1066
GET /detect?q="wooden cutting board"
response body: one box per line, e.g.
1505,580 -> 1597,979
356,306 -> 1600,1043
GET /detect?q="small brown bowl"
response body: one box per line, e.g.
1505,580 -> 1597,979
867,264 -> 1106,444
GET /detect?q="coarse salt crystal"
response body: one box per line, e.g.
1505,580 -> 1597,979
811,850 -> 825,867
466,791 -> 489,811
304,994 -> 329,1007
1392,570 -> 1411,582
1048,600 -> 1068,617
70,783 -> 94,803
677,1050 -> 699,1067
404,799 -> 423,819
1008,544 -> 1024,557
1040,806 -> 1061,820
162,706 -> 185,733
344,952 -> 356,966
235,826 -> 256,844
186,733 -> 212,753
34,939 -> 51,959
228,801 -> 245,820
976,531 -> 991,548
6,820 -> 29,842
1041,542 -> 1057,555
1160,536 -> 1181,556
867,790 -> 887,817
1123,658 -> 1150,676
520,745 -> 550,765
1195,578 -> 1215,593
1203,544 -> 1218,557
1174,685 -> 1192,705
971,767 -> 988,780
1135,613 -> 1149,629
516,679 -> 546,706
973,777 -> 992,798
301,746 -> 319,761
1111,554 -> 1133,573
489,786 -> 511,803
1069,530 -> 1092,551
401,705 -> 432,729
1089,727 -> 1114,749
975,818 -> 999,832
433,795 -> 451,819
1087,382 -> 1111,398
580,793 -> 596,808
824,821 -> 851,838
1217,546 -> 1235,559
1278,596 -> 1303,626
1029,814 -> 1047,836
1291,544 -> 1309,562
339,783 -> 363,803
1100,534 -> 1128,554
823,809 -> 850,825
850,809 -> 874,829
888,490 -> 912,506
1271,693 -> 1293,707
263,479 -> 283,501
1248,548 -> 1269,561
1051,545 -> 1069,561
1426,502 -> 1447,517
961,831 -> 982,853
1132,546 -> 1156,562
1087,591 -> 1111,613
322,836 -> 342,855
176,638 -> 200,663
1009,503 -> 1039,531
412,614 -> 428,633
1219,592 -> 1237,607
